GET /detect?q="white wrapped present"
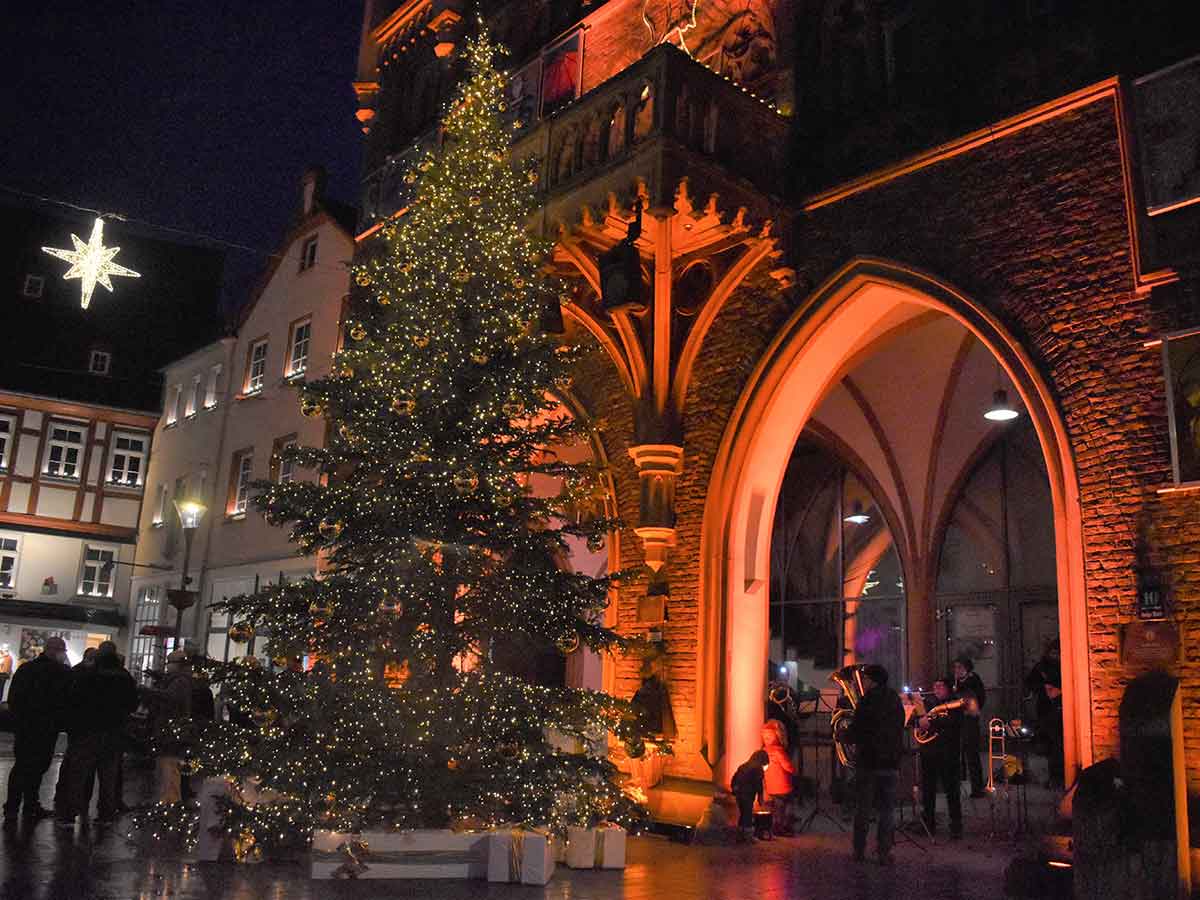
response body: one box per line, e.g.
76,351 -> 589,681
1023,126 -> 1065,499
565,823 -> 627,869
486,828 -> 555,885
311,829 -> 489,880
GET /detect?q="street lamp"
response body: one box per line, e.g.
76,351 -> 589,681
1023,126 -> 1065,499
167,496 -> 207,652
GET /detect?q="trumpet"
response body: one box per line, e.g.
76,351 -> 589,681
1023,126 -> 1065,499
912,698 -> 966,745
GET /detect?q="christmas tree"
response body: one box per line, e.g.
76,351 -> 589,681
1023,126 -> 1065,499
188,33 -> 654,848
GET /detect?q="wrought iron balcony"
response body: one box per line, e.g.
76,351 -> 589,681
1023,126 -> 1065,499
358,42 -> 788,234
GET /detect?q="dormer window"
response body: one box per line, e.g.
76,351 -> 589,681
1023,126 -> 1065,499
89,349 -> 112,375
299,234 -> 318,272
22,274 -> 44,298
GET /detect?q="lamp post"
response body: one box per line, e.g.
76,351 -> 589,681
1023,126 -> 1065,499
167,497 -> 207,653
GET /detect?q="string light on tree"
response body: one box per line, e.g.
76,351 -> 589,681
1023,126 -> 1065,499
161,30 -> 658,852
41,216 -> 141,309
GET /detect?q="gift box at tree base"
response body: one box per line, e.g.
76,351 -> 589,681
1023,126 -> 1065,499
564,823 -> 627,869
311,830 -> 490,880
486,828 -> 555,885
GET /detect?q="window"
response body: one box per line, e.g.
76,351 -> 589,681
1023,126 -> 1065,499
23,274 -> 44,298
88,350 -> 111,375
299,234 -> 318,271
0,535 -> 19,594
0,414 -> 14,470
108,432 -> 147,486
45,424 -> 85,479
185,375 -> 200,418
79,545 -> 116,597
152,483 -> 168,526
272,435 -> 298,484
128,585 -> 165,682
204,364 -> 222,409
287,320 -> 311,377
165,384 -> 182,426
245,340 -> 268,394
230,451 -> 254,515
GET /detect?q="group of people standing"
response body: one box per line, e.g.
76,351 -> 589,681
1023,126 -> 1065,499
3,639 -> 201,828
730,641 -> 1065,864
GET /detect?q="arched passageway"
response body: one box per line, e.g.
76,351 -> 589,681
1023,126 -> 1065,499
698,258 -> 1089,787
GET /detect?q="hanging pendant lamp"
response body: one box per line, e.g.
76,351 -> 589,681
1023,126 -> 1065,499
843,500 -> 870,525
984,389 -> 1019,422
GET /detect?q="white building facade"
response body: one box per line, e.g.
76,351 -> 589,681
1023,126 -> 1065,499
0,388 -> 156,691
130,172 -> 355,669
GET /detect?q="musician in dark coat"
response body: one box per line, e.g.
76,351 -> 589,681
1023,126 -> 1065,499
953,656 -> 988,798
845,664 -> 905,865
1024,639 -> 1063,787
917,676 -> 963,838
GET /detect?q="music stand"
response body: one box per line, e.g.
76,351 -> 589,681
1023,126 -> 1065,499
795,692 -> 845,834
894,738 -> 932,852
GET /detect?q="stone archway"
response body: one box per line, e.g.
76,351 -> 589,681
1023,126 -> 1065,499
698,257 -> 1090,787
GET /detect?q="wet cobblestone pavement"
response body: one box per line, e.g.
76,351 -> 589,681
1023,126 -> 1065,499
1,738 -> 1050,899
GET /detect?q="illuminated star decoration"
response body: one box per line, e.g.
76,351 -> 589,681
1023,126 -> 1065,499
41,216 -> 141,310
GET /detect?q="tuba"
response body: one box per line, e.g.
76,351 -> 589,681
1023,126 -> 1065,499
830,665 -> 867,768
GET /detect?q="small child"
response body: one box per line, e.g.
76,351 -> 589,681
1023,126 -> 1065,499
730,749 -> 770,841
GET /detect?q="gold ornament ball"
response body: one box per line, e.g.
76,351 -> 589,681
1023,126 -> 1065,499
404,171 -> 418,184
497,741 -> 521,760
349,323 -> 367,341
446,758 -> 459,770
586,533 -> 605,553
391,392 -> 417,416
379,596 -> 403,614
338,423 -> 356,443
271,655 -> 291,669
228,622 -> 255,644
513,120 -> 524,130
498,101 -> 508,112
355,271 -> 373,287
490,151 -> 504,163
512,277 -> 525,289
468,195 -> 482,206
238,655 -> 261,668
319,518 -> 344,540
556,634 -> 580,655
399,263 -> 413,274
470,349 -> 489,365
301,399 -> 323,419
419,159 -> 433,172
453,270 -> 471,283
377,294 -> 392,306
412,334 -> 430,348
501,395 -> 525,418
309,602 -> 332,618
453,467 -> 480,495
527,169 -> 539,184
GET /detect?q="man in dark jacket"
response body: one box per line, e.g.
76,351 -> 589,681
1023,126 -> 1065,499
953,656 -> 988,797
846,664 -> 905,864
1024,639 -> 1063,787
55,644 -> 139,826
917,677 -> 964,838
3,636 -> 70,823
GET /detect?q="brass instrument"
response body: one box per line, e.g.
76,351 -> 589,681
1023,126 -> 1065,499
829,665 -> 867,768
986,717 -> 1005,794
912,698 -> 967,745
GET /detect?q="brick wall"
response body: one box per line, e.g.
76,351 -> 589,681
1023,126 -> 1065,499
574,91 -> 1200,799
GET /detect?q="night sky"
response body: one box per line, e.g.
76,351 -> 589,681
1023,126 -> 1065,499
0,2 -> 364,317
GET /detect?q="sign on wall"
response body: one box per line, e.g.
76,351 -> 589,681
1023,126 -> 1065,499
1161,327 -> 1200,484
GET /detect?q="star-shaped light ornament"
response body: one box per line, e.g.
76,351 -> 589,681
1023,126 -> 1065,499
42,217 -> 140,310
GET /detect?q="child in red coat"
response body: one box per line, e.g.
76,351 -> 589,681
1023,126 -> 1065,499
761,719 -> 796,834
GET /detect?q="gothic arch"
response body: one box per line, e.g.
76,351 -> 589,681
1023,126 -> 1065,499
697,257 -> 1089,787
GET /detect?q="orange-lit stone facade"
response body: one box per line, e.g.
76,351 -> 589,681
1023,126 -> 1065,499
356,0 -> 1200,814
